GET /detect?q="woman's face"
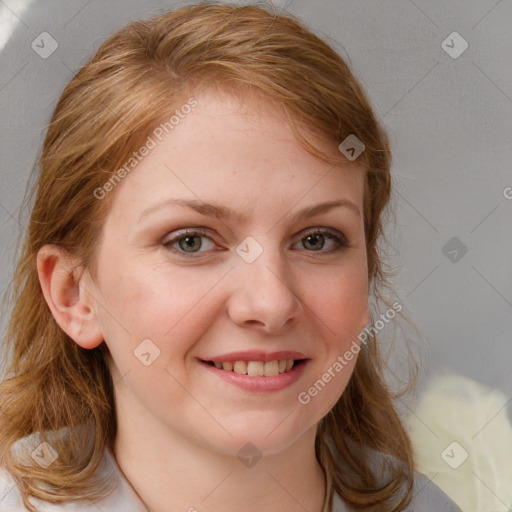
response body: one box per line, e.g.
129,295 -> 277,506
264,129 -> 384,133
85,89 -> 369,456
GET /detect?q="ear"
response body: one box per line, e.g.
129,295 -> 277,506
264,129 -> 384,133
36,244 -> 104,349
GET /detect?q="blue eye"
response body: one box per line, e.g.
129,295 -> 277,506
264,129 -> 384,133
162,228 -> 349,258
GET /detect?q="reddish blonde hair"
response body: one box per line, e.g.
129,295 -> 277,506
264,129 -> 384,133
1,3 -> 415,510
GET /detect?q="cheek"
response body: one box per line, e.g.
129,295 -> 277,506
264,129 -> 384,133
96,258 -> 226,356
305,264 -> 368,336
298,270 -> 366,415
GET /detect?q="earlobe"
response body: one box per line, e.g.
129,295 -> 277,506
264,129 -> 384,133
36,245 -> 104,349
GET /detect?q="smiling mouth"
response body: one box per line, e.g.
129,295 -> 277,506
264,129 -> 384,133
203,359 -> 306,377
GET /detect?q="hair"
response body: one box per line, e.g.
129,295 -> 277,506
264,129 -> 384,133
0,2 -> 417,511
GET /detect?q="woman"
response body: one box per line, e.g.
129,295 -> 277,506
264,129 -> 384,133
0,3 -> 461,511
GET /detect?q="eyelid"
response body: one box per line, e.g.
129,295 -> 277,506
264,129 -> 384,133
294,226 -> 348,244
162,227 -> 211,244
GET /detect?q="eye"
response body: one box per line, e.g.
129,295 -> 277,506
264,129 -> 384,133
293,228 -> 349,253
162,229 -> 217,257
162,227 -> 349,258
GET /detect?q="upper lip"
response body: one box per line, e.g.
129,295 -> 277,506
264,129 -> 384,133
201,351 -> 308,363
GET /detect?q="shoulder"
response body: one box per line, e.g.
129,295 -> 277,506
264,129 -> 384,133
331,471 -> 462,511
0,443 -> 147,511
406,472 -> 462,511
330,439 -> 462,511
0,464 -> 26,511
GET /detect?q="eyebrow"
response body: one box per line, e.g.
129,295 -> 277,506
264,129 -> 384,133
138,197 -> 361,223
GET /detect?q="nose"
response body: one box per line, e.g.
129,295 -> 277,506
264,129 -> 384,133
226,242 -> 303,333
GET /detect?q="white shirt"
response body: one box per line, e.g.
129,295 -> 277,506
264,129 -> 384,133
0,445 -> 462,511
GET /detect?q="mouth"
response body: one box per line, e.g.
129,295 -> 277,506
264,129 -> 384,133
202,358 -> 307,377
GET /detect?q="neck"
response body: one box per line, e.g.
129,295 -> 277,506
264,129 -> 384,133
113,411 -> 327,512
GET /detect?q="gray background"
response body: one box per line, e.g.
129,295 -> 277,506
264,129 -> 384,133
0,0 -> 511,508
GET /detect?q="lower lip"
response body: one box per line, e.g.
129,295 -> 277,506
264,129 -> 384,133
200,360 -> 309,392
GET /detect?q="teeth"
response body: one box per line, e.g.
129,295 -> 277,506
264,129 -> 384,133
264,360 -> 279,377
233,361 -> 247,374
211,359 -> 297,376
247,361 -> 264,376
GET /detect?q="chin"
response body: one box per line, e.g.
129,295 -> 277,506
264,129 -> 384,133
199,411 -> 318,459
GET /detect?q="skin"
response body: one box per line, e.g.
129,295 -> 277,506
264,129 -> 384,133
37,88 -> 370,512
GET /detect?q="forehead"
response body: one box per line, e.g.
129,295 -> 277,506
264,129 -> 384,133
104,88 -> 366,224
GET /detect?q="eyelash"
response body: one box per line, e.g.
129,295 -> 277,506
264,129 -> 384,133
162,228 -> 350,258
